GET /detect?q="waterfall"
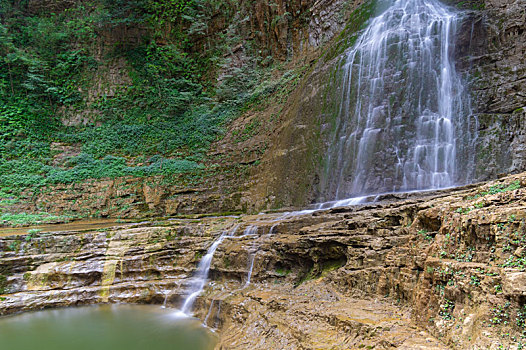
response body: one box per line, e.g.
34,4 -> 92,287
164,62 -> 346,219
321,0 -> 475,201
243,253 -> 256,288
203,300 -> 215,326
179,225 -> 238,315
242,225 -> 258,288
241,225 -> 258,237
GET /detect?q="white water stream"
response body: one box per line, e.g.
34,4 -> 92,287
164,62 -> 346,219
179,225 -> 239,315
321,0 -> 474,201
242,225 -> 258,288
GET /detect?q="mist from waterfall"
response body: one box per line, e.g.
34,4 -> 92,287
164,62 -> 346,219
320,0 -> 477,201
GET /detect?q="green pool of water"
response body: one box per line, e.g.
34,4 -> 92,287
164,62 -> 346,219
0,304 -> 216,350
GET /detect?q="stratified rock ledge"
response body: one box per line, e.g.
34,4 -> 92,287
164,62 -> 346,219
2,173 -> 526,349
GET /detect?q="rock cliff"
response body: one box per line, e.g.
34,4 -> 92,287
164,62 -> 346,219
4,0 -> 524,219
456,0 -> 526,181
256,0 -> 526,208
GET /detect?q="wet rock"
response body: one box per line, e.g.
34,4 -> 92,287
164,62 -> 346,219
2,173 -> 526,348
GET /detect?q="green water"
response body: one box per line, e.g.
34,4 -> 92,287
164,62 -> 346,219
0,304 -> 216,350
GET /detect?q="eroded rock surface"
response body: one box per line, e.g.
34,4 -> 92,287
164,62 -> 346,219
2,173 -> 526,349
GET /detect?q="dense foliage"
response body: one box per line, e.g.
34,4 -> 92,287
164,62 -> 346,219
0,0 -> 275,203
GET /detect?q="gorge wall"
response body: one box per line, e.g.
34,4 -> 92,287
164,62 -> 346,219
2,0 -> 524,221
1,1 -> 526,348
255,0 -> 526,209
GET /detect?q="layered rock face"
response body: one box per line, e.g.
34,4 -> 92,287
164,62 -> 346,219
455,0 -> 526,181
257,0 -> 526,208
7,0 -> 524,217
13,176 -> 249,220
2,173 -> 526,349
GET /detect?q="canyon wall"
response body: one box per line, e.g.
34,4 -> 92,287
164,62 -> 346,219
3,0 -> 525,220
255,0 -> 526,209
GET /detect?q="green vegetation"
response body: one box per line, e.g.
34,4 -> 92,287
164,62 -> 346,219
5,239 -> 20,252
233,118 -> 261,143
0,2 -> 212,195
418,229 -> 434,241
455,207 -> 472,214
0,0 -> 303,223
490,302 -> 511,326
0,212 -> 72,226
516,305 -> 526,329
275,266 -> 291,276
194,250 -> 204,261
326,0 -> 379,61
469,275 -> 481,286
502,255 -> 526,270
223,256 -> 231,268
0,274 -> 7,294
320,258 -> 346,275
439,298 -> 455,320
296,258 -> 346,285
455,0 -> 485,10
466,181 -> 522,200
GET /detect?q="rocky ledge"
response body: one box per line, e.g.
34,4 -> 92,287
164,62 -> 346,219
2,173 -> 526,349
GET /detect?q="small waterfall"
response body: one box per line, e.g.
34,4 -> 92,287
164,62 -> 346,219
241,225 -> 258,288
244,252 -> 256,288
179,225 -> 238,315
162,290 -> 170,308
241,225 -> 258,237
203,300 -> 215,326
315,195 -> 368,209
274,209 -> 317,220
321,0 -> 475,201
215,301 -> 222,329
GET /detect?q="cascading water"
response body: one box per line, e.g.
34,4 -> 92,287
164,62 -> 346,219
244,253 -> 256,288
241,225 -> 258,237
203,300 -> 215,326
175,0 -> 479,321
320,0 -> 476,201
241,225 -> 258,288
179,225 -> 238,315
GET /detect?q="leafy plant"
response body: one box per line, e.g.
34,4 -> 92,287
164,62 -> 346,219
490,302 -> 511,325
439,299 -> 455,320
516,305 -> 526,329
469,275 -> 480,286
467,181 -> 522,200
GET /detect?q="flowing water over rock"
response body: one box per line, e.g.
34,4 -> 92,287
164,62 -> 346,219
180,225 -> 239,315
241,226 -> 258,288
320,0 -> 477,201
243,253 -> 256,287
2,174 -> 526,349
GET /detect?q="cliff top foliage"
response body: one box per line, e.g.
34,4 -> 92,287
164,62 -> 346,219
0,0 -> 290,201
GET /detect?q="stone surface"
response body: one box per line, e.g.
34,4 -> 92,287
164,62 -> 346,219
455,0 -> 526,182
3,173 -> 526,349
